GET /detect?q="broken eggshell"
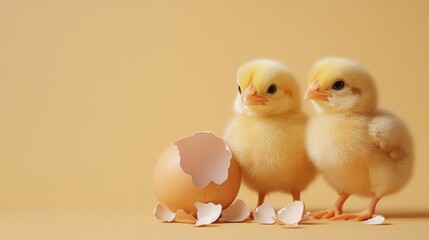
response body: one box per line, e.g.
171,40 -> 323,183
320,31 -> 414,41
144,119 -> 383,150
253,203 -> 276,224
221,199 -> 250,222
153,203 -> 175,222
275,201 -> 304,225
153,132 -> 241,216
363,215 -> 385,225
195,202 -> 222,226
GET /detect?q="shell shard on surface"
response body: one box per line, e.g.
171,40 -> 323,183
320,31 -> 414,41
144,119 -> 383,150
221,199 -> 250,222
154,203 -> 175,222
195,202 -> 222,226
175,132 -> 232,188
253,203 -> 276,224
363,215 -> 385,225
275,201 -> 304,225
301,211 -> 313,221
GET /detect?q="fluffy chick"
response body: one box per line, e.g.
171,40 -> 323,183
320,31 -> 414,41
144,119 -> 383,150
224,59 -> 316,207
305,57 -> 413,221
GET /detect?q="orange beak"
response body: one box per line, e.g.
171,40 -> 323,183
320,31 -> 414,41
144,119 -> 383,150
243,82 -> 268,105
304,80 -> 332,102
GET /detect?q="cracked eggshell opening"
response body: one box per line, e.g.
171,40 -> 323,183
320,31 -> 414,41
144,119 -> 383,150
153,132 -> 241,216
275,201 -> 304,225
221,199 -> 250,222
176,132 -> 232,188
253,203 -> 276,224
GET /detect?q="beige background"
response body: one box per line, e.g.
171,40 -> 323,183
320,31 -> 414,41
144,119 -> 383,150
1,0 -> 429,239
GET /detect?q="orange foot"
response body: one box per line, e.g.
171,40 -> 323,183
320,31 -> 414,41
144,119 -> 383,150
330,211 -> 373,221
310,207 -> 341,219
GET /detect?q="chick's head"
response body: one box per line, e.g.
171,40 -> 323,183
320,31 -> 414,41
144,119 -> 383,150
304,57 -> 378,114
234,59 -> 300,116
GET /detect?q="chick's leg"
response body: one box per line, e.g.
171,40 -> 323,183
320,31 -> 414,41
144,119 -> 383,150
249,192 -> 266,219
331,195 -> 381,221
257,192 -> 266,207
311,193 -> 349,219
291,190 -> 301,201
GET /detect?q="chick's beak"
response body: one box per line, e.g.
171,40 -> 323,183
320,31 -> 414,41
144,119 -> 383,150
243,83 -> 267,105
304,80 -> 332,101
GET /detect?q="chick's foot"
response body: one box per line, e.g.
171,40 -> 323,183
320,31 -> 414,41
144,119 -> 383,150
310,207 -> 342,219
330,211 -> 373,221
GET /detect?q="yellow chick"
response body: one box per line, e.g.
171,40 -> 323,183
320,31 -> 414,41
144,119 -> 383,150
224,59 -> 316,207
305,57 -> 413,220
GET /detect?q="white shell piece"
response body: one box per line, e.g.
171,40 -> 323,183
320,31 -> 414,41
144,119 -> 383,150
253,203 -> 276,224
221,199 -> 250,222
301,211 -> 313,221
153,203 -> 175,222
275,201 -> 304,225
195,202 -> 222,226
363,215 -> 385,225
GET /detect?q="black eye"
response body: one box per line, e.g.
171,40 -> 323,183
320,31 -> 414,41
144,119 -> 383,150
267,84 -> 277,94
238,85 -> 241,94
332,80 -> 345,90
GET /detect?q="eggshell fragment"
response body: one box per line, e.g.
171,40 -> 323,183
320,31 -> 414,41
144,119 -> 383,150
195,202 -> 222,226
301,211 -> 313,221
253,203 -> 276,224
363,215 -> 385,225
153,203 -> 175,222
221,199 -> 250,222
275,201 -> 304,225
175,209 -> 197,223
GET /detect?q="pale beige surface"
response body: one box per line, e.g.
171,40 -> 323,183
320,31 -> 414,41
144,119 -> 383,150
1,0 -> 429,239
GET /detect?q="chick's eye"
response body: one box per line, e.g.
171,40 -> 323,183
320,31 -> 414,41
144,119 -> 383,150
332,80 -> 345,90
267,84 -> 277,94
238,85 -> 242,94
